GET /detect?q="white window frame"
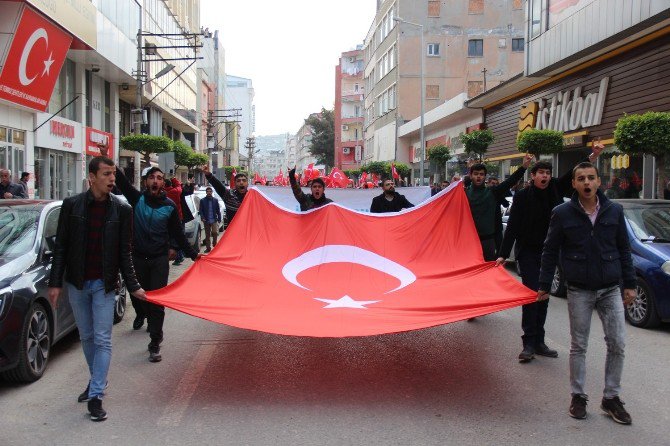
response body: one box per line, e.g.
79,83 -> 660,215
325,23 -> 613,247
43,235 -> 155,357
427,43 -> 440,56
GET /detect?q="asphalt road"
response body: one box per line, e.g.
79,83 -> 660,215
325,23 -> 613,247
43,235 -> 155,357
1,260 -> 669,446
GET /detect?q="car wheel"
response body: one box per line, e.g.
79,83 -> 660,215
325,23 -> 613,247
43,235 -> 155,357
114,280 -> 127,324
550,266 -> 566,297
625,277 -> 660,328
1,302 -> 51,382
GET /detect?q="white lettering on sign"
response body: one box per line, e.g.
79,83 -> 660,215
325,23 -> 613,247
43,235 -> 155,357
535,77 -> 609,132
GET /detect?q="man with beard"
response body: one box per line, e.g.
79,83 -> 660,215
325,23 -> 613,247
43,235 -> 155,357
370,179 -> 414,213
100,146 -> 199,362
289,167 -> 333,211
201,165 -> 247,228
536,162 -> 635,425
496,146 -> 604,363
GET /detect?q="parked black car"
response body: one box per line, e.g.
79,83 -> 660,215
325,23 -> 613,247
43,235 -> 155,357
0,200 -> 127,383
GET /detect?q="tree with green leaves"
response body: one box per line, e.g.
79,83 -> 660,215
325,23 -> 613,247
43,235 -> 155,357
516,129 -> 564,157
615,111 -> 670,198
120,134 -> 174,168
460,129 -> 494,160
306,108 -> 335,169
186,153 -> 209,172
172,140 -> 193,172
427,144 -> 451,180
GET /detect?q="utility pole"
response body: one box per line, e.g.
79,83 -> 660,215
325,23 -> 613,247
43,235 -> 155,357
245,136 -> 256,176
481,67 -> 488,92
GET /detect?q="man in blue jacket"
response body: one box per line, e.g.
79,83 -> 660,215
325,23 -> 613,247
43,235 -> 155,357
537,162 -> 636,425
199,186 -> 221,252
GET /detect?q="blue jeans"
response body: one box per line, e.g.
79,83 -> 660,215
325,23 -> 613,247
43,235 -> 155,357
567,284 -> 626,399
67,280 -> 115,399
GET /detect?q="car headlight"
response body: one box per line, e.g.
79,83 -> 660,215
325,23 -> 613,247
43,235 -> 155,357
0,287 -> 12,318
662,261 -> 670,276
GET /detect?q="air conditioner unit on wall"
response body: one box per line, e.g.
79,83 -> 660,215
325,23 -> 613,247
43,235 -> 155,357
342,124 -> 349,131
343,147 -> 351,155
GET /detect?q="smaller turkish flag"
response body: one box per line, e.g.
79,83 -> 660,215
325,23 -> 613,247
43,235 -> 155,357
232,168 -> 237,181
359,171 -> 368,187
329,168 -> 349,188
392,163 -> 400,180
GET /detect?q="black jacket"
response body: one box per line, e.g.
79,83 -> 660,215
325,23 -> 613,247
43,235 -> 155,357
49,191 -> 141,293
370,192 -> 414,213
288,168 -> 333,211
205,172 -> 246,226
538,190 -> 636,291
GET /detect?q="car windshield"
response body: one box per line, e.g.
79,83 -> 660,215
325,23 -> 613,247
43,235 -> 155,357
0,206 -> 41,261
624,206 -> 670,242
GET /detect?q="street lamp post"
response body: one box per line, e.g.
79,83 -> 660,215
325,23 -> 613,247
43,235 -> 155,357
394,17 -> 425,186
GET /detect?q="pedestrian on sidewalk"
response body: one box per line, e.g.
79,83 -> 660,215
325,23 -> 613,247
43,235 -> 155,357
537,161 -> 636,425
199,186 -> 221,252
370,178 -> 414,213
47,156 -> 146,421
99,145 -> 199,363
0,168 -> 27,198
289,167 -> 333,211
497,147 -> 604,363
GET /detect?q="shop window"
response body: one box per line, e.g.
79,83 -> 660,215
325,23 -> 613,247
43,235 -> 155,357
600,151 -> 643,199
426,85 -> 439,100
468,39 -> 484,57
0,127 -> 6,142
658,155 -> 670,200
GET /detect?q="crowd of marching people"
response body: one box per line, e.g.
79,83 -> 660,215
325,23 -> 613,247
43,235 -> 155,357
39,139 -> 635,425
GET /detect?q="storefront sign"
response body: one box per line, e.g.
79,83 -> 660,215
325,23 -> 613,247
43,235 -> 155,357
537,77 -> 608,132
85,127 -> 114,159
34,113 -> 82,154
519,77 -> 609,134
0,6 -> 73,111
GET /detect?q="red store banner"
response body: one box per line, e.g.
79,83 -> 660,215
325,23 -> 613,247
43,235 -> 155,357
0,6 -> 72,111
85,127 -> 114,159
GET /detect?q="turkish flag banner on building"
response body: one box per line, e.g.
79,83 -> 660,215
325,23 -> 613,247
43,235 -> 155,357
0,7 -> 72,111
148,183 -> 536,337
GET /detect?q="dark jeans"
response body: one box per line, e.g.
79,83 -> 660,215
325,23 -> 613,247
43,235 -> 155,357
132,254 -> 169,344
479,237 -> 497,261
517,249 -> 549,348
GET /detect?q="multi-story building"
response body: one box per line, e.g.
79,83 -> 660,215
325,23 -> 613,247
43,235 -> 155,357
468,0 -> 670,199
295,113 -> 321,172
252,149 -> 285,181
0,0 -> 202,198
225,74 -> 255,144
363,0 -> 525,182
284,133 -> 297,168
335,46 -> 365,171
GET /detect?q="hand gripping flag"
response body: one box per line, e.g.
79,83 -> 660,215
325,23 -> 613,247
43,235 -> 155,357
148,183 -> 536,337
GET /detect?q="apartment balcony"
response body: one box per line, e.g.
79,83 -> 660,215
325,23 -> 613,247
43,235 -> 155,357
341,93 -> 364,103
341,116 -> 364,124
342,69 -> 363,79
341,138 -> 364,145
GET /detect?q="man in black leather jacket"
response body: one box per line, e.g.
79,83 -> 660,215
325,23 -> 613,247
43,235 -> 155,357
48,156 -> 146,422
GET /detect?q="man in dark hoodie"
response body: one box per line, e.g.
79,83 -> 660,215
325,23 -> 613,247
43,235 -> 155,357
465,154 -> 533,261
289,167 -> 333,211
99,141 -> 199,362
370,179 -> 414,213
201,164 -> 247,228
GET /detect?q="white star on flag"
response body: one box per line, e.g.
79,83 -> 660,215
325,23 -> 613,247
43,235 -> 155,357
42,52 -> 54,76
314,295 -> 380,309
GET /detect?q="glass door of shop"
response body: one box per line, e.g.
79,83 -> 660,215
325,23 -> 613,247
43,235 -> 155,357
35,148 -> 77,199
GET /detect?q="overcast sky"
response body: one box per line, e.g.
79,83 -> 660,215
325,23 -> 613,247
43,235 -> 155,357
201,0 -> 377,136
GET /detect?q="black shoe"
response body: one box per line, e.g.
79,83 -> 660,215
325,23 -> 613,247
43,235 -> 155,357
88,397 -> 107,422
467,317 -> 477,322
569,394 -> 588,419
132,315 -> 145,330
78,381 -> 108,403
535,343 -> 558,358
204,247 -> 211,253
518,346 -> 535,363
148,342 -> 162,363
601,396 -> 632,425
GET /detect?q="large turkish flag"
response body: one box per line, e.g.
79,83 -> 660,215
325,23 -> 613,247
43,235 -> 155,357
148,183 -> 536,337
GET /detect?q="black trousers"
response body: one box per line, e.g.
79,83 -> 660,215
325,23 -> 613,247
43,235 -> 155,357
132,255 -> 169,344
517,249 -> 549,348
479,237 -> 497,261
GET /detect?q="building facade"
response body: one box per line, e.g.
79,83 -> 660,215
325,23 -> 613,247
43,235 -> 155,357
334,47 -> 365,171
468,0 -> 670,199
225,74 -> 255,145
363,0 -> 525,183
295,113 -> 321,172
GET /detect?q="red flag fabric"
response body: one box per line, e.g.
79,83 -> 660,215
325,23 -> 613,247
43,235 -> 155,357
392,163 -> 400,180
148,184 -> 536,337
328,168 -> 349,188
232,168 -> 237,181
359,171 -> 368,187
